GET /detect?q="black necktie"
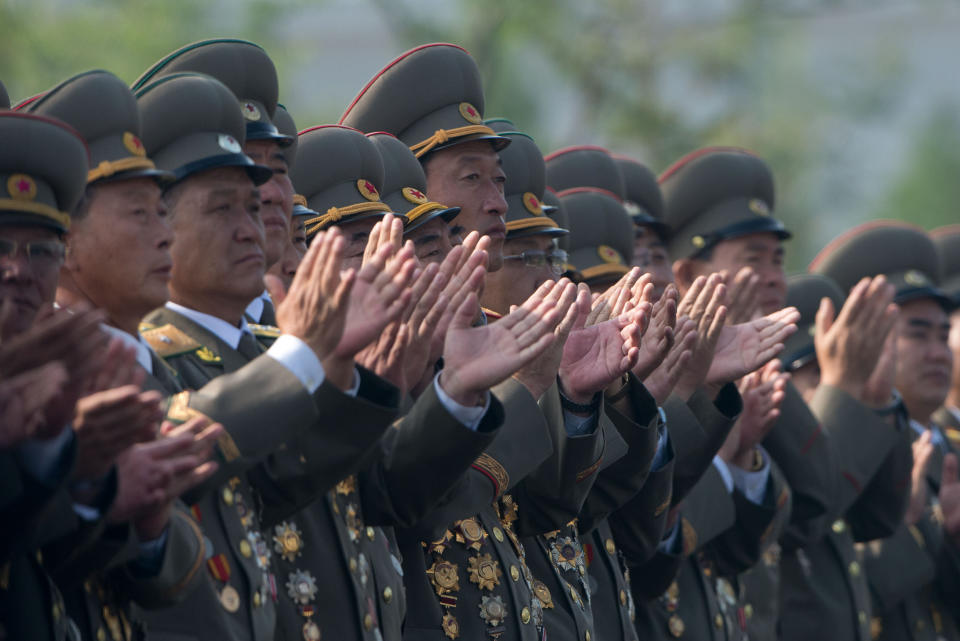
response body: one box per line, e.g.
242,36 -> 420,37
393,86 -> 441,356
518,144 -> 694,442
236,331 -> 262,361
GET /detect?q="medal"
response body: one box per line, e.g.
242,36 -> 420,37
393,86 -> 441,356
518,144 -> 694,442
427,560 -> 460,593
274,522 -> 304,562
550,536 -> 584,573
345,504 -> 361,542
499,495 -> 518,526
468,553 -> 502,590
220,585 -> 240,612
478,594 -> 507,626
336,475 -> 357,496
455,518 -> 487,551
286,570 -> 319,605
533,580 -> 554,609
442,613 -> 460,639
668,614 -> 685,637
302,620 -> 322,641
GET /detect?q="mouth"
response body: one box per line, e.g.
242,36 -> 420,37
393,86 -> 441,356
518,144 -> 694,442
152,264 -> 173,276
235,252 -> 265,267
485,224 -> 507,240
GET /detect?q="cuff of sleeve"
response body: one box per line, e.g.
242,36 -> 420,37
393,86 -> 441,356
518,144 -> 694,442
434,373 -> 489,430
651,408 -> 672,471
130,527 -> 170,577
266,334 -> 327,394
728,447 -> 771,504
712,455 -> 735,494
562,409 -> 598,437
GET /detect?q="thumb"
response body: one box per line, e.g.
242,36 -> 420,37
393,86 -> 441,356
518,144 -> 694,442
450,291 -> 478,331
943,453 -> 959,486
264,274 -> 287,307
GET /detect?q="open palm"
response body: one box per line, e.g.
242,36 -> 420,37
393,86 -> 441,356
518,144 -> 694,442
560,317 -> 641,403
707,307 -> 799,385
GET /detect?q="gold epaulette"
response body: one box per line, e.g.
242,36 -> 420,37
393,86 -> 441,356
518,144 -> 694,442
141,324 -> 201,358
946,427 -> 960,449
248,323 -> 281,338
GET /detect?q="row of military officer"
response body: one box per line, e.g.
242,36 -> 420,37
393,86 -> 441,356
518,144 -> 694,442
1,37 -> 959,641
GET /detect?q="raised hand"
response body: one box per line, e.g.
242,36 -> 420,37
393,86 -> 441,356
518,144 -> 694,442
71,380 -> 164,481
673,274 -> 728,399
559,297 -> 647,405
426,232 -> 490,363
644,317 -> 697,405
633,284 -> 679,381
707,307 -> 799,386
816,275 -> 898,406
718,360 -> 789,468
269,227 -> 356,360
940,453 -> 960,545
587,268 -> 645,327
723,267 -> 761,325
905,430 -> 935,525
0,362 -> 68,446
862,330 -> 898,408
439,280 -> 576,407
109,416 -> 222,539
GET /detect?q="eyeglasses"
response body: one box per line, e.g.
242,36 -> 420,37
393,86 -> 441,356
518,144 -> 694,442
502,249 -> 568,276
0,238 -> 66,270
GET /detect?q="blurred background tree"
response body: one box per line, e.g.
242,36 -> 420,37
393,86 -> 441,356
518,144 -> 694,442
2,0 -> 958,271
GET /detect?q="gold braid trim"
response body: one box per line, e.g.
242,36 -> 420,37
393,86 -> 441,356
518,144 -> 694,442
305,201 -> 391,236
0,200 -> 70,230
505,217 -> 562,232
292,194 -> 308,207
405,201 -> 450,223
87,157 -> 157,183
409,125 -> 497,158
471,453 -> 509,497
580,263 -> 630,281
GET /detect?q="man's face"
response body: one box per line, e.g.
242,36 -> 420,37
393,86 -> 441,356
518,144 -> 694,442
895,298 -> 953,421
632,225 -> 673,301
424,141 -> 507,271
244,140 -> 292,269
266,217 -> 307,292
336,217 -> 380,271
166,168 -> 265,313
407,216 -> 459,265
689,232 -> 786,314
0,225 -> 63,336
483,234 -> 557,315
65,178 -> 172,322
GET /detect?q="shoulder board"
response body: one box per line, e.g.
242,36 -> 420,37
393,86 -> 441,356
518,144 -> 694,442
141,324 -> 201,358
946,427 -> 960,448
248,323 -> 281,338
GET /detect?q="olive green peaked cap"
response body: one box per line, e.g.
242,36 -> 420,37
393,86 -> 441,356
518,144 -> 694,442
485,118 -> 566,241
612,153 -> 669,238
0,112 -> 89,233
339,43 -> 509,158
659,147 -> 790,260
274,104 -> 298,168
290,125 -> 391,238
545,145 -> 626,200
559,187 -> 633,285
291,194 -> 317,219
0,81 -> 9,110
932,225 -> 960,304
809,220 -> 952,309
21,70 -> 173,185
133,38 -> 292,147
541,188 -> 570,250
365,132 -> 458,234
781,274 -> 846,372
134,72 -> 272,186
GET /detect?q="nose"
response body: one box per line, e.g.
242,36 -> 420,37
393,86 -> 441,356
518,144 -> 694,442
154,210 -> 174,251
236,208 -> 266,247
483,182 -> 507,218
0,251 -> 34,283
259,174 -> 283,208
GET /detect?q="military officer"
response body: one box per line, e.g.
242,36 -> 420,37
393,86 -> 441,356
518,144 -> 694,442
932,226 -> 960,436
131,69 -> 405,641
132,38 -> 296,328
811,221 -> 960,640
777,273 -> 912,641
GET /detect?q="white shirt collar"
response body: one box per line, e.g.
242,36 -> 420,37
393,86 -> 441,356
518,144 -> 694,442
910,418 -> 947,449
100,324 -> 154,375
165,301 -> 252,350
244,290 -> 272,324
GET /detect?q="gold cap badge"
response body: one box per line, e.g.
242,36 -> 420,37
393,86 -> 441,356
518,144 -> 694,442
904,269 -> 929,286
691,235 -> 706,248
459,102 -> 482,124
597,244 -> 623,265
123,131 -> 147,157
242,102 -> 261,121
357,179 -> 380,201
523,192 -> 543,215
402,186 -> 428,204
7,174 -> 37,201
218,134 -> 242,153
748,198 -> 770,215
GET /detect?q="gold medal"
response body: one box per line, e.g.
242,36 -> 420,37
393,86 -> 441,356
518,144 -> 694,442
336,475 -> 357,496
220,585 -> 240,612
273,522 -> 304,562
468,553 -> 502,591
668,614 -> 685,637
533,580 -> 555,609
455,518 -> 486,550
427,560 -> 461,593
442,613 -> 461,639
500,494 -> 519,526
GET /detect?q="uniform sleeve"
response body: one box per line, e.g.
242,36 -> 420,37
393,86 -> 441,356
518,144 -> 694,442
847,414 -> 912,542
860,512 -> 940,614
604,457 -> 675,565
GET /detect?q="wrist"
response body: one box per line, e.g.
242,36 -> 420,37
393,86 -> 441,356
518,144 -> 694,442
438,371 -> 485,408
321,356 -> 355,392
558,382 -> 601,417
733,447 -> 762,471
134,507 -> 171,541
557,372 -> 595,405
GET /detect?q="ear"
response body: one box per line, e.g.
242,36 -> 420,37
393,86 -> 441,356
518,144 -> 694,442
62,232 -> 80,271
672,258 -> 696,294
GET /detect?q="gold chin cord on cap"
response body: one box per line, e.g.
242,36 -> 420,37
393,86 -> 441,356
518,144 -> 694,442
305,201 -> 391,236
405,201 -> 448,223
87,157 -> 157,183
0,200 -> 70,230
409,125 -> 497,158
